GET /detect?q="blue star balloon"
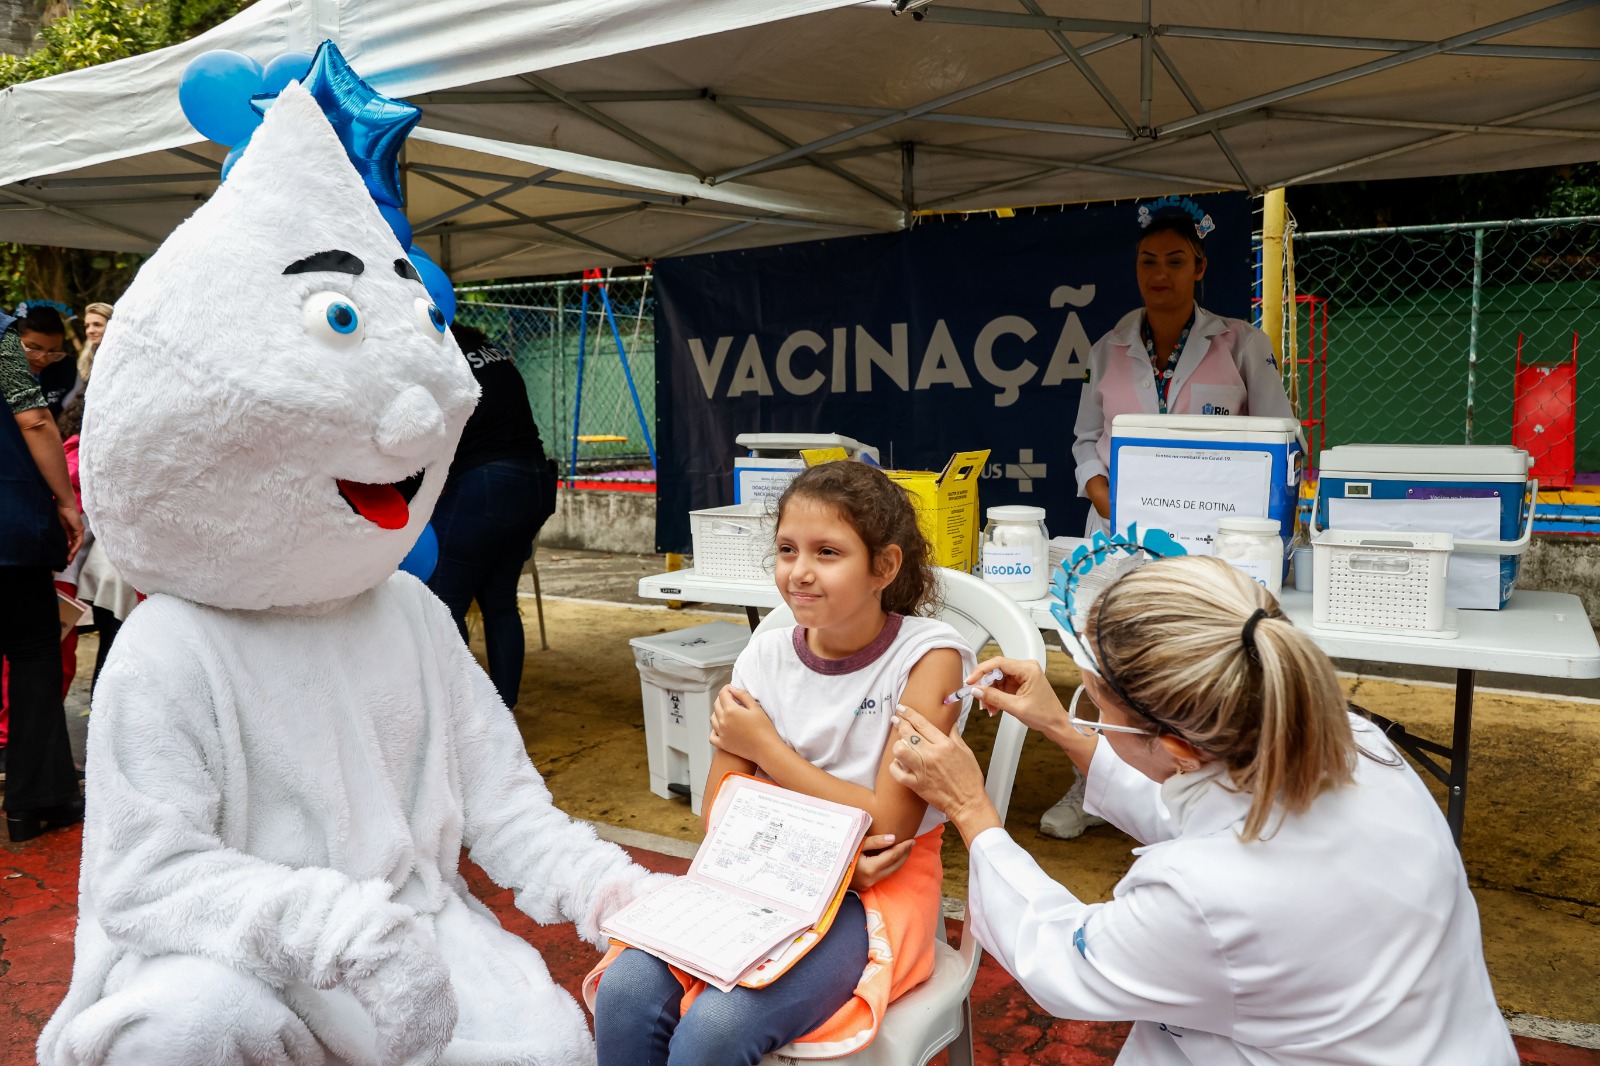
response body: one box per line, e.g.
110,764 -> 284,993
296,40 -> 420,208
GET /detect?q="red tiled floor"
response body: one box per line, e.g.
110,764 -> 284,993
3,827 -> 1595,1065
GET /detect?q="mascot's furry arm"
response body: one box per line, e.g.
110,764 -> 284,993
425,588 -> 664,947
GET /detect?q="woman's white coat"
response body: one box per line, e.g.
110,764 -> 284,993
967,716 -> 1516,1065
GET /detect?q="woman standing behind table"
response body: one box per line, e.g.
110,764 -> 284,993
1073,200 -> 1293,535
428,322 -> 557,710
886,555 -> 1516,1066
1049,200 -> 1294,840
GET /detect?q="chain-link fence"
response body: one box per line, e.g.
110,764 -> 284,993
1280,216 -> 1599,480
454,271 -> 656,477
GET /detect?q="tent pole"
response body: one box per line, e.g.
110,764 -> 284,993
1261,188 -> 1287,369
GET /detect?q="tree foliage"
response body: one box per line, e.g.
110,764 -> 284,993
1,0 -> 249,320
1288,162 -> 1600,232
0,0 -> 247,87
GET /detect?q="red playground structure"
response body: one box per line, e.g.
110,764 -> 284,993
1512,331 -> 1578,491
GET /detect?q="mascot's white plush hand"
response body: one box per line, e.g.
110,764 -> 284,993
344,915 -> 459,1066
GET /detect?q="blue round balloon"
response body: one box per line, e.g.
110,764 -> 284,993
261,51 -> 314,95
220,133 -> 251,182
379,203 -> 412,248
399,523 -> 438,582
409,253 -> 456,324
406,243 -> 433,263
179,50 -> 264,146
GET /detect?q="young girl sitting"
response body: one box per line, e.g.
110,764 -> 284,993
589,461 -> 975,1065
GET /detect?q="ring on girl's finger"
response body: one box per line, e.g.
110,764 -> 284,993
907,734 -> 921,746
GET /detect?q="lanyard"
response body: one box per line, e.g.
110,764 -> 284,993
1140,310 -> 1195,415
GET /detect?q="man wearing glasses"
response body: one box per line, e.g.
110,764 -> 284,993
16,303 -> 77,418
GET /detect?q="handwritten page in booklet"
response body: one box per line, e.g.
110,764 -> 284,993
601,777 -> 869,991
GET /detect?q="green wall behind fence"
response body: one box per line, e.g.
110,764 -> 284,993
1292,278 -> 1597,471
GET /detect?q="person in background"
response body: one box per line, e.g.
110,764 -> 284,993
1047,200 -> 1295,840
16,302 -> 79,418
76,512 -> 142,698
0,304 -> 84,841
889,556 -> 1515,1066
77,301 -> 113,385
0,393 -> 88,760
428,322 -> 558,710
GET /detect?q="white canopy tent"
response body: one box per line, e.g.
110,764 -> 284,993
1,0 -> 1597,279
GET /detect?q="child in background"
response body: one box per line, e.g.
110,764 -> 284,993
589,461 -> 975,1065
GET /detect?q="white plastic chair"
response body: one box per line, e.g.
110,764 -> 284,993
755,568 -> 1046,1066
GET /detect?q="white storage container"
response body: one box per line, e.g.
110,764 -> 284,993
631,621 -> 752,814
733,432 -> 880,505
1315,444 -> 1534,610
980,505 -> 1050,600
1312,530 -> 1457,638
1216,516 -> 1284,596
689,503 -> 775,581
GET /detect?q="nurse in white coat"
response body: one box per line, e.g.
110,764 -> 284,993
887,556 -> 1516,1066
1074,208 -> 1293,536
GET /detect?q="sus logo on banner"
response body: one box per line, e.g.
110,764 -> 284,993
654,194 -> 1250,553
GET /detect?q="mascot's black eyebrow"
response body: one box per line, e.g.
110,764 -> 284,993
394,258 -> 421,282
283,250 -> 365,276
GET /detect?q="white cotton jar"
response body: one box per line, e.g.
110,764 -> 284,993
1215,516 -> 1284,597
980,505 -> 1050,601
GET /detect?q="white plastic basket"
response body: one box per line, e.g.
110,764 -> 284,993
1312,530 -> 1458,638
689,504 -> 775,581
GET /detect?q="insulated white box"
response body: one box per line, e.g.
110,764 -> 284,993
1109,415 -> 1303,560
732,432 -> 880,505
630,621 -> 752,815
1315,444 -> 1534,610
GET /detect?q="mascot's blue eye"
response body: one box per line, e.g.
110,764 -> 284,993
327,302 -> 359,334
414,296 -> 449,338
303,291 -> 365,348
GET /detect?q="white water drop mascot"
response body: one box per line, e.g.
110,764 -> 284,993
40,62 -> 660,1066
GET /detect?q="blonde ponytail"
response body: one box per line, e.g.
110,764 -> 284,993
1088,556 -> 1357,841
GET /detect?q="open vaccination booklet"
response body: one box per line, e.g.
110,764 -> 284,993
601,775 -> 870,992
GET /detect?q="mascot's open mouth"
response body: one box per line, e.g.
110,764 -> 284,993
336,471 -> 425,530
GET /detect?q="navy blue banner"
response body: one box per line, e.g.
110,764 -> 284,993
655,194 -> 1251,552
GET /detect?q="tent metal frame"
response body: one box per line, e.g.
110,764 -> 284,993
1,0 -> 1597,274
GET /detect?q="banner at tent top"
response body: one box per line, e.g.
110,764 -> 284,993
654,192 -> 1252,553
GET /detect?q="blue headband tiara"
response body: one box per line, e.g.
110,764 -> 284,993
1137,196 -> 1215,239
14,299 -> 75,320
1048,524 -> 1186,678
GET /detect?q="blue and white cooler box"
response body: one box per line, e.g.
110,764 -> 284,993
1314,444 -> 1535,610
1110,414 -> 1302,565
732,432 -> 880,505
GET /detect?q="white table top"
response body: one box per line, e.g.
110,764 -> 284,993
638,570 -> 1600,681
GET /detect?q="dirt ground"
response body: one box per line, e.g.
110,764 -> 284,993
496,551 -> 1600,1025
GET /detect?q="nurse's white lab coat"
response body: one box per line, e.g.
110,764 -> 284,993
967,715 -> 1516,1066
1072,306 -> 1292,535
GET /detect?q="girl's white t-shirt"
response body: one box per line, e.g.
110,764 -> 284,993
729,614 -> 978,838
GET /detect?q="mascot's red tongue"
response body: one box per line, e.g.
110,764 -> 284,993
337,480 -> 409,530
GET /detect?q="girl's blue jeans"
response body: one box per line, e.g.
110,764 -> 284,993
593,893 -> 868,1066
